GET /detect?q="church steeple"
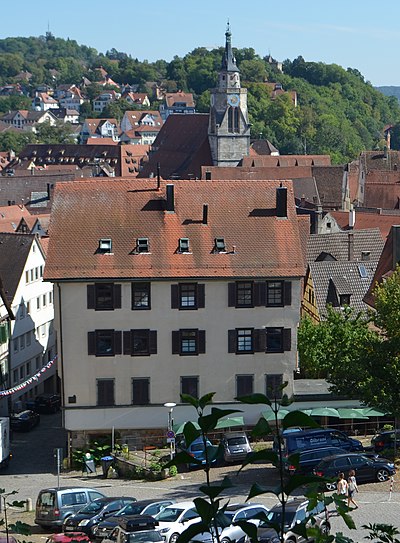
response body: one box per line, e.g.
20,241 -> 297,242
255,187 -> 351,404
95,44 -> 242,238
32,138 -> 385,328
221,22 -> 239,73
208,24 -> 250,167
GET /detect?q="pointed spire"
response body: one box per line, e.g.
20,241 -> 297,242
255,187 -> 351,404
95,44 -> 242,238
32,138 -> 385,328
221,21 -> 239,72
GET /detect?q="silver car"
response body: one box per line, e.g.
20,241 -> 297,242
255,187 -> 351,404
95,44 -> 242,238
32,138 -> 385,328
221,432 -> 252,463
219,503 -> 269,543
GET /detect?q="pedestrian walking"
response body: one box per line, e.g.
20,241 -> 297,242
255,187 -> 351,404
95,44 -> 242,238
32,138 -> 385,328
337,472 -> 348,497
347,469 -> 359,509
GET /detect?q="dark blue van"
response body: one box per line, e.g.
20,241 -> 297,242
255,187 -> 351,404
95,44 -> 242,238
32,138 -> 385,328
274,428 -> 363,458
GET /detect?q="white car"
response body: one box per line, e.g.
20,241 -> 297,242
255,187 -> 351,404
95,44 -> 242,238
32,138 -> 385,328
154,501 -> 212,543
218,503 -> 269,543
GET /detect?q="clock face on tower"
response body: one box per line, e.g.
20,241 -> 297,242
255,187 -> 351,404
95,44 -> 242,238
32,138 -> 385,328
227,94 -> 240,107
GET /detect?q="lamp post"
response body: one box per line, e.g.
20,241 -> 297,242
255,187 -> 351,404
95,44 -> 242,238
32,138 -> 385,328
164,402 -> 176,460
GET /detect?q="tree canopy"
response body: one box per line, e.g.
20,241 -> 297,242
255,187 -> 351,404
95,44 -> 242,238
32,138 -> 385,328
0,36 -> 399,161
298,267 -> 400,416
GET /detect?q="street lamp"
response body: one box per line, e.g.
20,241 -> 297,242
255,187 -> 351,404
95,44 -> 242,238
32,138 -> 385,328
164,402 -> 176,460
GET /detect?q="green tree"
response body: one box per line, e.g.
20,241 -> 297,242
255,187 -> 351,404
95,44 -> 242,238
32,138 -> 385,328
35,121 -> 76,144
0,131 -> 36,154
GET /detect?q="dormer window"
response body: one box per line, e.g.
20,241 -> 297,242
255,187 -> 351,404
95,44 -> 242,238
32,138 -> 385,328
137,237 -> 149,253
99,238 -> 112,253
215,237 -> 226,253
361,251 -> 371,261
179,238 -> 190,253
340,294 -> 351,306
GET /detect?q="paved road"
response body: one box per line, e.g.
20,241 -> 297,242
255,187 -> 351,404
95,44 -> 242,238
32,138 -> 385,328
1,413 -> 399,542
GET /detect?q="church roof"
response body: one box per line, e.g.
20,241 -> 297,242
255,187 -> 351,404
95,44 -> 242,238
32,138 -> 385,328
139,114 -> 212,179
221,24 -> 239,73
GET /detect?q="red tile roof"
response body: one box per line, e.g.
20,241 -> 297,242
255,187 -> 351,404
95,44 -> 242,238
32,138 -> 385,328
330,210 -> 400,239
165,92 -> 195,107
45,178 -> 305,281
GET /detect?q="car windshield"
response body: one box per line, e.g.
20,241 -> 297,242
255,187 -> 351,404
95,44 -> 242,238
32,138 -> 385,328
115,504 -> 145,517
127,531 -> 162,543
80,501 -> 104,514
263,511 -> 295,529
156,508 -> 184,522
227,437 -> 247,446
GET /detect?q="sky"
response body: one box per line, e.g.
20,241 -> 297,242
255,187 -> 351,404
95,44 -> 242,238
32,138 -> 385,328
2,0 -> 400,86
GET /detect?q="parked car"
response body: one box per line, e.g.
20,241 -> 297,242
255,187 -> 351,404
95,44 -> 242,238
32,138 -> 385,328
103,516 -> 164,543
92,500 -> 174,541
35,487 -> 107,529
10,410 -> 40,431
218,503 -> 269,543
34,393 -> 61,414
46,533 -> 91,543
249,498 -> 330,542
175,437 -> 216,468
284,446 -> 347,475
313,453 -> 396,490
221,432 -> 252,463
371,430 -> 400,452
63,497 -> 137,536
274,428 -> 363,459
154,501 -> 211,543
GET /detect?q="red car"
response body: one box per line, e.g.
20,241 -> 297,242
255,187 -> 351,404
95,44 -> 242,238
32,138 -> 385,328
46,533 -> 91,543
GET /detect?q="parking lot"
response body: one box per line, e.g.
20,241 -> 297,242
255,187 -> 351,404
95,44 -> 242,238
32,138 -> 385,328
1,412 -> 399,542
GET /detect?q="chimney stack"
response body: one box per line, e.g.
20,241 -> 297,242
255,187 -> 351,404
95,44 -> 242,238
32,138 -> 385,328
276,183 -> 287,218
202,204 -> 208,225
349,206 -> 355,229
348,232 -> 354,261
156,162 -> 161,190
166,184 -> 175,212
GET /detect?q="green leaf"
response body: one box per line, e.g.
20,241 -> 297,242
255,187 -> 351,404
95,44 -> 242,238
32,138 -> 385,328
239,449 -> 279,470
291,522 -> 308,538
283,474 -> 326,495
194,497 -> 216,524
182,421 -> 201,446
251,417 -> 272,437
198,392 -> 216,409
234,520 -> 259,541
247,482 -> 273,500
287,451 -> 300,469
207,443 -> 224,464
199,476 -> 233,500
236,393 -> 271,406
199,408 -> 240,433
180,394 -> 199,409
164,450 -> 202,467
176,522 -> 211,543
282,411 -> 319,429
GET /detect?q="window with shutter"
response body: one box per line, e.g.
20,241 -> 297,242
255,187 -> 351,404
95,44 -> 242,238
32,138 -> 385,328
132,282 -> 151,309
181,376 -> 199,398
266,374 -> 283,400
265,328 -> 284,353
236,281 -> 253,307
87,283 -> 121,310
88,330 -> 121,356
266,281 -> 284,306
97,379 -> 115,406
236,375 -> 254,397
236,329 -> 253,353
172,329 -> 205,355
132,378 -> 150,405
172,283 -> 205,310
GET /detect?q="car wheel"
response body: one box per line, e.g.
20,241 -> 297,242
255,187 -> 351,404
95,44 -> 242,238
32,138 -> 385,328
325,481 -> 337,491
221,538 -> 231,543
320,522 -> 330,535
169,533 -> 180,543
376,468 -> 390,482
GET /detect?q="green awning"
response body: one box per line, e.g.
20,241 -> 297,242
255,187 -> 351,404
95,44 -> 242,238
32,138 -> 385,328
173,421 -> 200,435
262,409 -> 290,421
215,416 -> 244,429
337,408 -> 369,420
361,407 -> 388,417
308,407 -> 340,417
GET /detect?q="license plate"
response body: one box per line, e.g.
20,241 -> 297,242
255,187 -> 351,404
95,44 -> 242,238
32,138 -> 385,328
65,526 -> 75,531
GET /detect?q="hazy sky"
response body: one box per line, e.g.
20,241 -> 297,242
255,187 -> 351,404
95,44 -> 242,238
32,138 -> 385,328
2,0 -> 399,86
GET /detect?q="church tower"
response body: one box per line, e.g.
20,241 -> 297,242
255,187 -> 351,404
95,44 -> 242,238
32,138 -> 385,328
208,24 -> 250,167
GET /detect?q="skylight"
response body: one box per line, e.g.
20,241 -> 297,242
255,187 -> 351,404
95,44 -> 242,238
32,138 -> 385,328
215,237 -> 226,252
137,237 -> 149,253
358,264 -> 368,278
179,238 -> 190,253
98,238 -> 112,253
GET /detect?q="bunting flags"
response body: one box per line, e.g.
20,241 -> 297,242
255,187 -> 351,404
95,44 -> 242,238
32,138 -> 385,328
0,354 -> 58,397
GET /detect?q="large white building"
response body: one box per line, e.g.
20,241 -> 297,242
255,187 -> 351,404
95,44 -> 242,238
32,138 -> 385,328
45,178 -> 306,451
0,234 -> 57,411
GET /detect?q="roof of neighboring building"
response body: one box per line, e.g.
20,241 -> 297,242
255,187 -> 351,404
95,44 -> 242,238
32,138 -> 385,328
120,144 -> 150,177
361,150 -> 400,172
123,110 -> 163,127
242,155 -> 331,168
312,165 -> 344,209
307,229 -> 384,263
310,259 -> 378,317
0,233 -> 35,303
250,139 -> 279,155
44,178 -> 305,281
82,118 -> 118,134
164,92 -> 195,108
139,114 -> 212,180
35,92 -> 58,104
330,210 -> 400,240
364,170 -> 400,209
0,204 -> 33,232
86,137 -> 118,145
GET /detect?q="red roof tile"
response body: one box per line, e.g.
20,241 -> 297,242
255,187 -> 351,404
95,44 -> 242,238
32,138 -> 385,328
45,178 -> 305,281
